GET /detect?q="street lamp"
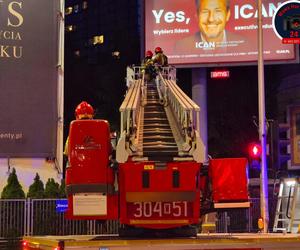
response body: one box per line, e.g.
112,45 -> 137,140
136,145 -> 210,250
257,0 -> 269,233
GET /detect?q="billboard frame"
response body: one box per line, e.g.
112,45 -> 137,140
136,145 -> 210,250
142,0 -> 299,68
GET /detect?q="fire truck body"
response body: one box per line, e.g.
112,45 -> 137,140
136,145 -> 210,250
209,158 -> 249,203
65,66 -> 249,235
119,161 -> 201,230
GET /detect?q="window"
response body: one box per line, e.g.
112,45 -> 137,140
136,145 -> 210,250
65,25 -> 76,32
82,1 -> 88,10
65,7 -> 73,16
93,35 -> 104,45
74,50 -> 80,57
74,4 -> 79,13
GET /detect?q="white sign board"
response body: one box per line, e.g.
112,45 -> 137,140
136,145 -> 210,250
73,193 -> 107,216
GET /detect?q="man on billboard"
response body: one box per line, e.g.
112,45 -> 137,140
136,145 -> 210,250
175,0 -> 246,54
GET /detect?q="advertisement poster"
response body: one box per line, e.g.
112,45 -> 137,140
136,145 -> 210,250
0,0 -> 58,157
145,0 -> 297,66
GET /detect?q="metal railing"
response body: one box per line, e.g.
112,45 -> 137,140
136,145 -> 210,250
0,198 -> 277,237
157,71 -> 206,162
0,199 -> 119,238
117,66 -> 144,163
216,198 -> 278,233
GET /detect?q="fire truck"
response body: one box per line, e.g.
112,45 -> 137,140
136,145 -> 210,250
65,66 -> 250,236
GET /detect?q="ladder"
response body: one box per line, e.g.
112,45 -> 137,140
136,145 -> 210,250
273,178 -> 300,233
117,66 -> 206,163
142,81 -> 178,161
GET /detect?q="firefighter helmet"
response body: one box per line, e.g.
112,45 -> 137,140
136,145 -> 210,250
155,47 -> 163,54
146,50 -> 153,57
75,101 -> 94,120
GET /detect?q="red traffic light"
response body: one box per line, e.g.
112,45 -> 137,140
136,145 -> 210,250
248,143 -> 261,159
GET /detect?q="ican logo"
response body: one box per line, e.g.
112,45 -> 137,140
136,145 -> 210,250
195,41 -> 215,49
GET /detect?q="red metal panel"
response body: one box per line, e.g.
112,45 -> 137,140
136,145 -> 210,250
66,119 -> 113,185
119,161 -> 201,229
209,158 -> 249,202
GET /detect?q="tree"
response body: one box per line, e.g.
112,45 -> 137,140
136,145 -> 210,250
27,173 -> 45,198
59,179 -> 66,198
44,178 -> 60,198
1,168 -> 25,199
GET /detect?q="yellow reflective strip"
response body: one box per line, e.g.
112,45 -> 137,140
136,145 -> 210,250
23,237 -> 59,247
130,219 -> 189,225
144,164 -> 154,170
23,234 -> 300,247
202,223 -> 216,227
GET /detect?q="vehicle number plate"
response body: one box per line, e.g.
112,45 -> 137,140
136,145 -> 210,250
127,201 -> 192,219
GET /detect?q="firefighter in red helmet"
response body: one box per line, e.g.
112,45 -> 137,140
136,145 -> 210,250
141,50 -> 155,81
142,50 -> 153,69
64,101 -> 94,157
155,46 -> 162,53
146,50 -> 153,58
75,101 -> 94,120
153,47 -> 168,67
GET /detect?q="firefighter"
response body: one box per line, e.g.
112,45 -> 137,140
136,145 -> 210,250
142,50 -> 154,68
64,101 -> 94,157
153,47 -> 168,67
141,50 -> 155,81
74,101 -> 94,120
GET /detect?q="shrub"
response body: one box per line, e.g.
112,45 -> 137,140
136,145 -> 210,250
27,173 -> 45,198
1,168 -> 25,199
44,178 -> 60,198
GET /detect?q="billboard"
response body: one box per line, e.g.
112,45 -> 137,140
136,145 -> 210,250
145,0 -> 297,66
0,0 -> 59,157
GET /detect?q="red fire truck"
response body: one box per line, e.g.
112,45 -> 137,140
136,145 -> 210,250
65,66 -> 249,236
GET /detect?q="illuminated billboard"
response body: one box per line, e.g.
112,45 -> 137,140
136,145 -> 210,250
0,0 -> 59,157
144,0 -> 297,66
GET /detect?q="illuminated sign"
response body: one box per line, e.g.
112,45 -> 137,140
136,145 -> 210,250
273,1 -> 300,44
144,0 -> 297,66
210,70 -> 230,79
56,199 -> 68,213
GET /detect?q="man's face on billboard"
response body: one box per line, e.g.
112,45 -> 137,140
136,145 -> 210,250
198,0 -> 230,42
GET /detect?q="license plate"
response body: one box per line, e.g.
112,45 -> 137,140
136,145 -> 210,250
127,201 -> 193,219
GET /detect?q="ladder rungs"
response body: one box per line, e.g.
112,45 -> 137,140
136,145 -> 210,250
277,195 -> 295,198
273,228 -> 287,231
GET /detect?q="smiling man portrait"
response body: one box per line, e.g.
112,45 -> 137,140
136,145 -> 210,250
175,0 -> 246,54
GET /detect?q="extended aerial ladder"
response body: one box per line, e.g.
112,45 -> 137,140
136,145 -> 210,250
116,66 -> 206,164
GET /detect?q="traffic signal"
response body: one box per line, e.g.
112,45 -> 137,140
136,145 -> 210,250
248,142 -> 261,160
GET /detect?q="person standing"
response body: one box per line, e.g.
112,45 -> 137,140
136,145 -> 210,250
141,50 -> 155,81
64,101 -> 94,157
153,47 -> 168,67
